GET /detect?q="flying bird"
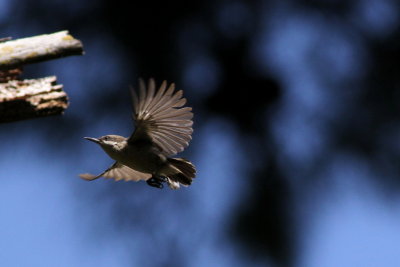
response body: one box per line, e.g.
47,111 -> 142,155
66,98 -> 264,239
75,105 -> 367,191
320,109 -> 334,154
80,78 -> 196,189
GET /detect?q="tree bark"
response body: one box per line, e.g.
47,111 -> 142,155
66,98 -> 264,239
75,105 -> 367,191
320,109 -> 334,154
0,31 -> 83,123
0,76 -> 68,123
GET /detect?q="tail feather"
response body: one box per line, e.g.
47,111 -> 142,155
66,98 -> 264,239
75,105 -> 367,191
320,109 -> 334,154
167,158 -> 196,187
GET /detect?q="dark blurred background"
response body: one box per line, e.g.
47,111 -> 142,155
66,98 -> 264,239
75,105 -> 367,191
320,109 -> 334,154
1,0 -> 400,266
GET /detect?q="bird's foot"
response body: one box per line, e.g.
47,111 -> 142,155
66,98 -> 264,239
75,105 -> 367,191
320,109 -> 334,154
146,175 -> 167,189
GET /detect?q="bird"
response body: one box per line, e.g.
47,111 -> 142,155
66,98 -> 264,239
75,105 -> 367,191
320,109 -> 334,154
79,78 -> 196,189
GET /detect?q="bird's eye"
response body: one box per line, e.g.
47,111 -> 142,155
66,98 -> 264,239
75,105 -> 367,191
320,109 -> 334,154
104,136 -> 109,141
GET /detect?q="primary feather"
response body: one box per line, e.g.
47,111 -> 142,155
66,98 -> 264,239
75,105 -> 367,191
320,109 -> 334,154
80,162 -> 152,182
129,78 -> 193,156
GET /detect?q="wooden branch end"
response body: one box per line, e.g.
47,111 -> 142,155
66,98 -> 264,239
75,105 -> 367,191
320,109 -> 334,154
0,76 -> 69,123
0,30 -> 84,70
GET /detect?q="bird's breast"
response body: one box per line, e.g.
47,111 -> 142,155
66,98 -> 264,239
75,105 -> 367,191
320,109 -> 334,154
116,143 -> 167,174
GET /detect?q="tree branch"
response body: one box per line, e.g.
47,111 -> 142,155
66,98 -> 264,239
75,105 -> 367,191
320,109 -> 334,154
0,76 -> 68,123
0,30 -> 83,70
0,30 -> 84,123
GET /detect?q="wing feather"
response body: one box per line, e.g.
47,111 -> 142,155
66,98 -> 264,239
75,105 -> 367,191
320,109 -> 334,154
129,78 -> 193,156
80,162 -> 152,182
157,126 -> 193,135
138,79 -> 147,113
148,87 -> 180,114
146,80 -> 168,112
142,79 -> 156,113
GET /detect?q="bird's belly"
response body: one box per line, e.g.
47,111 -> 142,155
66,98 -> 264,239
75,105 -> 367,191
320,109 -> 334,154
117,148 -> 166,174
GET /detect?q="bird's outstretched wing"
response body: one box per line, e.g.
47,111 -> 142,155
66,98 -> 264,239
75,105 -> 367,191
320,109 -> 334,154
129,78 -> 193,156
80,162 -> 152,182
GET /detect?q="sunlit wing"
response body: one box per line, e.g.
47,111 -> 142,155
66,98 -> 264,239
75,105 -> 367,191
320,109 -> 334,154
79,162 -> 152,182
129,78 -> 193,156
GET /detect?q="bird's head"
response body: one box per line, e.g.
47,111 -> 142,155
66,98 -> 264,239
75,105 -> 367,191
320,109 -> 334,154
84,135 -> 127,153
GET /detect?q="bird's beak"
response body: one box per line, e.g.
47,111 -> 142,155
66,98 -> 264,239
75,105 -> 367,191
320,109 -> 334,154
84,137 -> 100,144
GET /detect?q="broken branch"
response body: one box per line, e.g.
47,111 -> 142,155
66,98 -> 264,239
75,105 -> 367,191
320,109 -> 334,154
0,76 -> 68,123
0,30 -> 83,70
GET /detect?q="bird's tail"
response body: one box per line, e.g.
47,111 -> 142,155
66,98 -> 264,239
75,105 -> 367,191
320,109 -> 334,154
166,158 -> 196,189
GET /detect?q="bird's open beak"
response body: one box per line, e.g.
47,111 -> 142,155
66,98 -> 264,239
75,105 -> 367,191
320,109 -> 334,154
84,137 -> 100,144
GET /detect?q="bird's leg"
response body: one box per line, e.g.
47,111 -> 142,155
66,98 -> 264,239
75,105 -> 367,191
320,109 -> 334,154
146,177 -> 163,189
157,176 -> 168,182
146,175 -> 167,189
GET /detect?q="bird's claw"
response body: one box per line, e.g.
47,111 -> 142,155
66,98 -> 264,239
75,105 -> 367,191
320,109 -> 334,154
146,175 -> 167,189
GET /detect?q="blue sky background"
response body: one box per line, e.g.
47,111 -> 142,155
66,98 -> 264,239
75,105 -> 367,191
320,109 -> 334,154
1,0 -> 400,266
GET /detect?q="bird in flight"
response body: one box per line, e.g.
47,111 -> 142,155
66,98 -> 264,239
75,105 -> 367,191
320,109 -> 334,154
80,78 -> 196,189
